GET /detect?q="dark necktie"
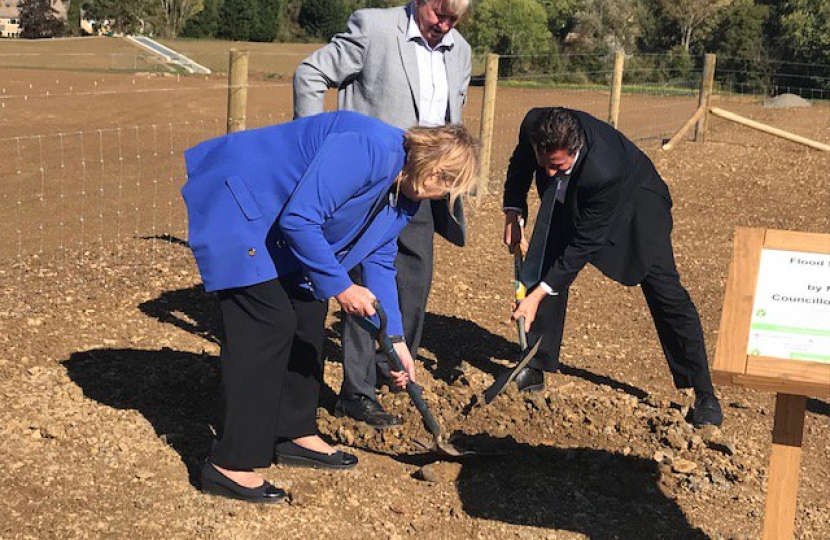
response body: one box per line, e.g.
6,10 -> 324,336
519,176 -> 562,288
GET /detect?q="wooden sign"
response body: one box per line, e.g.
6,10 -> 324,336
714,227 -> 830,398
713,227 -> 830,540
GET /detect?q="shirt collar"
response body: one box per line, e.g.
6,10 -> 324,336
562,149 -> 580,176
406,5 -> 455,51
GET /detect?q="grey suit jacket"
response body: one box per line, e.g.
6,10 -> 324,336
293,3 -> 472,246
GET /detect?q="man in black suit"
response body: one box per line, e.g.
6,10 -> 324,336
503,107 -> 722,427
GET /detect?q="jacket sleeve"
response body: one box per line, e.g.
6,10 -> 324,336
361,233 -> 404,336
541,174 -> 625,291
293,10 -> 371,119
278,132 -> 374,299
503,112 -> 538,217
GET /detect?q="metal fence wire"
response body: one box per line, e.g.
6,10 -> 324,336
1,49 -> 828,284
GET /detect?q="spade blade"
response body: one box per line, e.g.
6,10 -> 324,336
484,337 -> 543,404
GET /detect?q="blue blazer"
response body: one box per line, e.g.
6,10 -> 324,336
182,111 -> 418,334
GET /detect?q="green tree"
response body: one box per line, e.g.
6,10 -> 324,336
182,0 -> 222,37
153,0 -> 204,38
636,0 -> 676,52
360,0 -> 398,7
779,0 -> 830,67
764,0 -> 830,93
66,0 -> 82,35
251,0 -> 280,42
572,0 -> 643,53
83,0 -> 152,34
218,0 -> 258,40
704,0 -> 769,92
18,0 -> 65,38
466,0 -> 552,76
298,0 -> 350,41
658,0 -> 734,51
538,0 -> 584,41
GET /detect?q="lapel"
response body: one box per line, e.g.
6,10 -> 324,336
564,126 -> 592,212
444,38 -> 459,120
397,6 -> 420,118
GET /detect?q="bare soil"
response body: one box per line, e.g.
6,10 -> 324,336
0,62 -> 828,540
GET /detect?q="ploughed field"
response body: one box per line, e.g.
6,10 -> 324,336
0,62 -> 828,539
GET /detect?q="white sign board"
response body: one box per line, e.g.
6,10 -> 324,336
747,249 -> 830,363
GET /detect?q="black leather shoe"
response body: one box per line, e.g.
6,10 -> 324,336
274,440 -> 358,470
334,395 -> 402,429
512,366 -> 545,393
691,392 -> 723,427
200,461 -> 287,504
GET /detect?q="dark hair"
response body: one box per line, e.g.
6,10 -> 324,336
529,108 -> 585,155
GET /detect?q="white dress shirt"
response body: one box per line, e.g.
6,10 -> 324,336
504,150 -> 581,295
406,13 -> 453,127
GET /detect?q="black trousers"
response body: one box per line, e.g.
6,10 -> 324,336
210,277 -> 327,470
340,201 -> 435,400
529,240 -> 715,395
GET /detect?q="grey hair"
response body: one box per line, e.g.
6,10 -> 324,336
417,0 -> 471,16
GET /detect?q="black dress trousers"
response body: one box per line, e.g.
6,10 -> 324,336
528,238 -> 715,395
210,277 -> 327,470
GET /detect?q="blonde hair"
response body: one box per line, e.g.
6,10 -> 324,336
402,124 -> 481,209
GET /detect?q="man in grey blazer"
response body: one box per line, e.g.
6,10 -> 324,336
294,0 -> 472,427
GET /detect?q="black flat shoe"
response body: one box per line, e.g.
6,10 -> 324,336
200,461 -> 287,504
274,441 -> 358,470
335,395 -> 402,429
512,366 -> 545,393
691,392 -> 723,427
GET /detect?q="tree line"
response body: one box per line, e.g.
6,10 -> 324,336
17,0 -> 830,93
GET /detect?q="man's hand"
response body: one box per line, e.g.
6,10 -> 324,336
335,284 -> 377,317
503,210 -> 528,254
389,341 -> 416,390
511,286 -> 548,332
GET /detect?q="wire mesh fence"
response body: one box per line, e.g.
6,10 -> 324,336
1,47 -> 827,287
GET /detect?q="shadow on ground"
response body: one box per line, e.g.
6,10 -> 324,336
359,432 -> 710,540
61,346 -> 710,539
452,434 -> 711,540
63,348 -> 218,486
138,285 -> 649,401
807,398 -> 829,417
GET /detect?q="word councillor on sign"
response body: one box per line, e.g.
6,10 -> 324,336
747,250 -> 830,363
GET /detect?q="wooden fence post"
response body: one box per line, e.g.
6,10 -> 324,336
227,49 -> 249,134
477,53 -> 499,196
608,50 -> 625,128
695,53 -> 716,143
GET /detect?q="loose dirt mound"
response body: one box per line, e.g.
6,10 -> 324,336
763,93 -> 812,108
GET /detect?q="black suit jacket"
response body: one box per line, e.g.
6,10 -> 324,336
503,108 -> 674,291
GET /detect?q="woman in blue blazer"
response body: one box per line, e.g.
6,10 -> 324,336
181,111 -> 478,503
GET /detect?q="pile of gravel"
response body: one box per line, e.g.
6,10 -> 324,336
764,93 -> 812,108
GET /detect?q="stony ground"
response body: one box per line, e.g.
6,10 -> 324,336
0,62 -> 828,540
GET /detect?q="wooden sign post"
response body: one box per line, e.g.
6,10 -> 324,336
713,228 -> 830,540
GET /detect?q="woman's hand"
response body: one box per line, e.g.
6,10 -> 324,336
512,286 -> 548,332
335,284 -> 377,317
389,341 -> 416,390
